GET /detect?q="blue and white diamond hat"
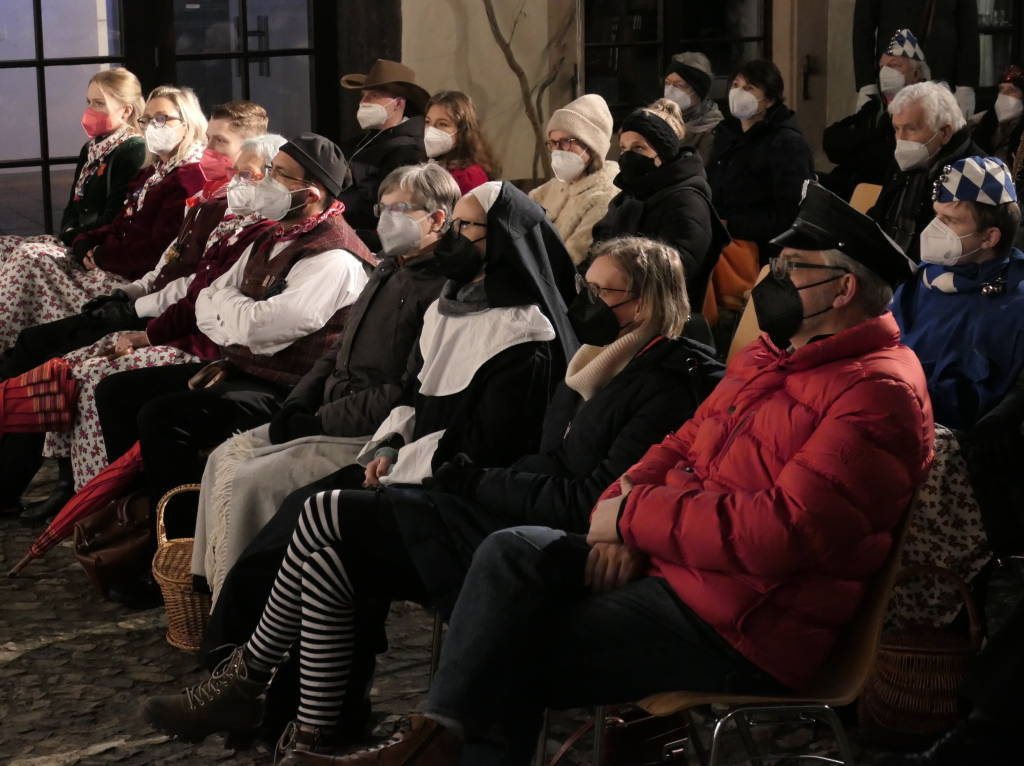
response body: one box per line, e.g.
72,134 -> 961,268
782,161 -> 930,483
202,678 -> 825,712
886,28 -> 926,62
933,156 -> 1018,206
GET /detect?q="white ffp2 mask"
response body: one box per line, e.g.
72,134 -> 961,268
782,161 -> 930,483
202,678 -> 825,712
550,150 -> 587,183
728,87 -> 762,120
878,66 -> 906,98
894,132 -> 938,172
664,84 -> 692,113
919,216 -> 981,266
145,123 -> 182,156
357,99 -> 396,130
424,126 -> 456,158
995,93 -> 1024,123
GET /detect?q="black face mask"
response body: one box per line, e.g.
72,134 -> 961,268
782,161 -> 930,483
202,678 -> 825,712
567,291 -> 633,346
751,272 -> 842,346
435,226 -> 485,283
618,151 -> 658,183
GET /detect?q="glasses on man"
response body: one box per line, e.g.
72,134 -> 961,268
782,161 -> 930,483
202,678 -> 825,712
264,165 -> 309,186
769,257 -> 850,281
574,272 -> 634,303
544,137 -> 584,153
374,202 -> 427,217
138,114 -> 183,130
226,167 -> 265,184
450,219 -> 488,236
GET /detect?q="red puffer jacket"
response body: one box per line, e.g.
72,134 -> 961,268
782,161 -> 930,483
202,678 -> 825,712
606,313 -> 934,690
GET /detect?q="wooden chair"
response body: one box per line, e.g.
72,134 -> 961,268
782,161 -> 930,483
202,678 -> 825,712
617,495 -> 918,766
725,265 -> 769,362
849,183 -> 883,215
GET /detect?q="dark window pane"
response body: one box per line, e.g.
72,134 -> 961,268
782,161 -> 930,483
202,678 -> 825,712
176,58 -> 243,115
42,0 -> 122,58
674,0 -> 764,41
173,0 -> 240,54
50,163 -> 77,233
980,33 -> 1016,87
247,0 -> 310,50
585,0 -> 661,44
0,67 -> 42,160
46,63 -> 109,158
0,0 -> 36,61
0,168 -> 45,235
585,45 -> 662,123
248,55 -> 311,137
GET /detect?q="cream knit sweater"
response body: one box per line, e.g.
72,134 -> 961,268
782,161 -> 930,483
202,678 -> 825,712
529,161 -> 620,265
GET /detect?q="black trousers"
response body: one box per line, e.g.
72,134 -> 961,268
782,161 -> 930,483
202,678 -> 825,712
95,365 -> 288,539
960,595 -> 1024,725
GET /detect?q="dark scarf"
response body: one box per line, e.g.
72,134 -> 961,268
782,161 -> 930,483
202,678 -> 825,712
437,279 -> 488,317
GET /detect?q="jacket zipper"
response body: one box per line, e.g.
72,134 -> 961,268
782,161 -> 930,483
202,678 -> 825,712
716,410 -> 756,467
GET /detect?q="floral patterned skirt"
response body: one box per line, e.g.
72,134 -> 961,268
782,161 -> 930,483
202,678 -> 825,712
0,238 -> 127,352
42,334 -> 200,490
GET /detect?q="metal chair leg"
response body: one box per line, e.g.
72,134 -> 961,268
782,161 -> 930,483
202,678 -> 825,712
684,708 -> 709,766
592,705 -> 606,766
428,611 -> 443,685
732,711 -> 762,760
817,706 -> 856,766
535,708 -> 549,766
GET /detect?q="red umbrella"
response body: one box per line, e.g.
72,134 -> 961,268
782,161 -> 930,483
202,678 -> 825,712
0,357 -> 78,433
7,441 -> 145,578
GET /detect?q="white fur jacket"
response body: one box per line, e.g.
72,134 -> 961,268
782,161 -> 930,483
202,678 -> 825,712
529,161 -> 619,265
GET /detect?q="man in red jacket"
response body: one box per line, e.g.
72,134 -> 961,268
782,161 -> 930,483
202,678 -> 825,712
312,183 -> 935,766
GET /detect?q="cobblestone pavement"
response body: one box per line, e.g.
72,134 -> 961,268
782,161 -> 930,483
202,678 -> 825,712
2,460 -> 1022,766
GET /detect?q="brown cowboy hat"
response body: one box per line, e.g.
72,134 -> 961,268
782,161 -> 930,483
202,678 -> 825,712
341,59 -> 431,116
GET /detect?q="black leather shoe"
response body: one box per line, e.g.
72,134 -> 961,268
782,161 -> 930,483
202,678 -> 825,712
874,719 -> 1024,766
19,482 -> 74,525
109,572 -> 164,610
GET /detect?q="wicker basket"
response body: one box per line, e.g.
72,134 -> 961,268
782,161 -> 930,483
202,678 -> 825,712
858,564 -> 984,747
152,484 -> 210,651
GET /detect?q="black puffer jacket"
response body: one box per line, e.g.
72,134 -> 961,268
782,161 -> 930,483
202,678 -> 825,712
286,250 -> 447,437
593,149 -> 730,304
869,125 -> 985,261
339,117 -> 427,251
820,95 -> 895,201
470,335 -> 724,533
706,104 -> 815,260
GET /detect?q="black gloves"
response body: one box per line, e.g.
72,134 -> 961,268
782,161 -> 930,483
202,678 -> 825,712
269,399 -> 322,445
71,238 -> 93,264
422,453 -> 483,496
261,278 -> 289,300
81,288 -> 130,315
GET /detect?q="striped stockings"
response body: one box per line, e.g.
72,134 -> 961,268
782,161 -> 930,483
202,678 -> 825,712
245,489 -> 358,727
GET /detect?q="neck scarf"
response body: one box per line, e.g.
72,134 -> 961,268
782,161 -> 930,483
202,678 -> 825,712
683,98 -> 725,135
205,213 -> 265,251
73,125 -> 136,201
437,279 -> 489,316
920,259 -> 1011,295
564,327 -> 659,401
263,200 -> 345,245
125,141 -> 205,217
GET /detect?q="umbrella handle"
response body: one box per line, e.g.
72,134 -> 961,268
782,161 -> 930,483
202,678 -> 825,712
7,553 -> 32,578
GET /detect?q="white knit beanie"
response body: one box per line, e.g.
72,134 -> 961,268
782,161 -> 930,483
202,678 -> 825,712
546,94 -> 614,160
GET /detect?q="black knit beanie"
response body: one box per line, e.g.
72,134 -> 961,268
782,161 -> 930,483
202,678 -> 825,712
620,110 -> 681,162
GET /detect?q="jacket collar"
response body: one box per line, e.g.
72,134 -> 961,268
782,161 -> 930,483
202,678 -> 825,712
756,312 -> 901,372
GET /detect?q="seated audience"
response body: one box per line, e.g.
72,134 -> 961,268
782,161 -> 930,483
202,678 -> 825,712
309,182 -> 933,766
422,91 -> 498,194
662,51 -> 724,165
191,162 -> 457,599
891,156 -> 1024,432
339,59 -> 429,250
0,86 -> 212,353
529,94 -> 619,265
870,81 -> 984,261
821,28 -> 928,201
593,101 -> 729,314
974,65 -> 1024,166
0,136 -> 282,523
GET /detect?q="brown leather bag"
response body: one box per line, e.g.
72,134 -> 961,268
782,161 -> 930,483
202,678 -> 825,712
548,705 -> 690,766
73,490 -> 151,598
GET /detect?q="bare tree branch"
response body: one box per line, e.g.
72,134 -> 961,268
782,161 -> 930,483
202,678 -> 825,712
508,0 -> 528,46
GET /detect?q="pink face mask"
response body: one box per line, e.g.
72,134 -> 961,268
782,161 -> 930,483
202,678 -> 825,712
81,107 -> 117,138
200,147 -> 234,181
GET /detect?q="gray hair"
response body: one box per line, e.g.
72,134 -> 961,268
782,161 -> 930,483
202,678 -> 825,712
820,249 -> 894,316
888,81 -> 965,132
910,59 -> 931,81
379,163 -> 462,220
239,133 -> 287,166
672,51 -> 713,79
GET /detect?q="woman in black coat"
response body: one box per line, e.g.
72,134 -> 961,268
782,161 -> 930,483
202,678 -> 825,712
593,101 -> 729,309
706,59 -> 815,262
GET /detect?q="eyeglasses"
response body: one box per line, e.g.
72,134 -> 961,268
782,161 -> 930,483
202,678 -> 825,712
450,219 -> 488,236
138,114 -> 183,130
374,202 -> 427,217
226,167 -> 265,183
544,137 -> 585,153
574,272 -> 634,303
265,164 -> 309,186
769,257 -> 850,281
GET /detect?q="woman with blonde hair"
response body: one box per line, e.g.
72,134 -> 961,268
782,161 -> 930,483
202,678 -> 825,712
0,85 -> 209,352
423,90 -> 500,194
0,68 -> 147,260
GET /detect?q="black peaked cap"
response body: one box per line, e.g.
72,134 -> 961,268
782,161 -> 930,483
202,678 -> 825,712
280,133 -> 348,197
770,181 -> 917,288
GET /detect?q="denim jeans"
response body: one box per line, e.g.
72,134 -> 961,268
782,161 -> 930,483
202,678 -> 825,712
426,526 -> 787,761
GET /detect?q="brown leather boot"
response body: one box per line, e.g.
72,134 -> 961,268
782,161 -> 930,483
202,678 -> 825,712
275,720 -> 340,761
278,715 -> 461,766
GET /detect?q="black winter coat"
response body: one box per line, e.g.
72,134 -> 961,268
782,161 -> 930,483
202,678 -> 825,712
592,149 -> 730,304
973,108 -> 1024,167
388,335 -> 724,615
339,117 -> 427,251
287,251 -> 447,437
706,104 -> 815,260
869,125 -> 985,261
820,95 -> 895,201
57,137 -> 146,246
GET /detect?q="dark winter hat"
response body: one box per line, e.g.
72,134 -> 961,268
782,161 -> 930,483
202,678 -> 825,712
280,133 -> 348,197
771,181 -> 917,288
667,59 -> 712,100
620,109 -> 680,161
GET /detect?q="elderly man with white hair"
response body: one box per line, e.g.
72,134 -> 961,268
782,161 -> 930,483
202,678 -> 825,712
869,81 -> 986,262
